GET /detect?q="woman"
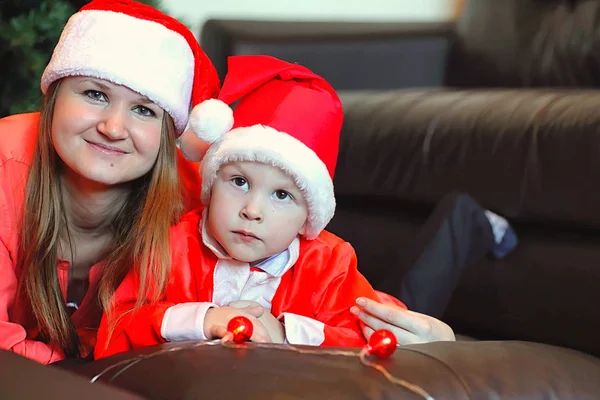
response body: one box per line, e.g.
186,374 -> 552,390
0,0 -> 221,363
0,0 -> 453,364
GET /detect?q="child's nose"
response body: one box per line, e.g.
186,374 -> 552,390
240,199 -> 263,222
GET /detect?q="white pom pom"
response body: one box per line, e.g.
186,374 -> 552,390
188,99 -> 234,144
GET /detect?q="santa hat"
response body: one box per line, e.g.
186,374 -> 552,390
184,55 -> 343,240
40,0 -> 219,135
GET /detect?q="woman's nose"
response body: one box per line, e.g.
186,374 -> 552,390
97,106 -> 128,140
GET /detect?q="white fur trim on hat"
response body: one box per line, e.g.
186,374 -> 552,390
189,99 -> 234,144
201,125 -> 335,240
41,10 -> 195,133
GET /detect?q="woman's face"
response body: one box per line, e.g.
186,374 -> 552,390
51,77 -> 165,187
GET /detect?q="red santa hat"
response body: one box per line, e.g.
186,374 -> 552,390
184,55 -> 343,240
40,0 -> 219,135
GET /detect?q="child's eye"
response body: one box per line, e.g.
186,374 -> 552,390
231,177 -> 248,189
133,105 -> 157,118
84,90 -> 107,102
273,190 -> 291,201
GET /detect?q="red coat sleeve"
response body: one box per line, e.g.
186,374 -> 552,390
95,210 -> 212,360
375,290 -> 408,309
280,241 -> 379,348
0,242 -> 65,364
94,269 -> 175,360
0,149 -> 65,364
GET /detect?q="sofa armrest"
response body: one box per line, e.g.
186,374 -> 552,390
60,341 -> 600,400
0,350 -> 143,400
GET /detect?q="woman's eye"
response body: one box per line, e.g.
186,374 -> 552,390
84,90 -> 106,102
232,177 -> 247,187
134,105 -> 156,117
274,190 -> 291,201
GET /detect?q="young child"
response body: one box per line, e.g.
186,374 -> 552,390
94,55 -> 407,359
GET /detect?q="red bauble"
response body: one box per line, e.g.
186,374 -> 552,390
227,316 -> 254,343
366,329 -> 397,359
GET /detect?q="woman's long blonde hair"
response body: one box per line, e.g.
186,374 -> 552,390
17,80 -> 183,357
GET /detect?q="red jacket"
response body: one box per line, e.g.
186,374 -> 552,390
0,113 -> 203,363
95,210 -> 407,359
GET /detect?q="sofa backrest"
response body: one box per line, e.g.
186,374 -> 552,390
447,0 -> 600,87
200,19 -> 453,90
329,88 -> 600,357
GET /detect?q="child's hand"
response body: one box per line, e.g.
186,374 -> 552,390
254,310 -> 285,344
204,305 -> 271,343
229,300 -> 285,344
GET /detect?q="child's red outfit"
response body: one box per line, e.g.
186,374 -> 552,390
95,209 -> 406,359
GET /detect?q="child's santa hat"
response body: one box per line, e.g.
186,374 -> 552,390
41,0 -> 220,135
184,55 -> 343,239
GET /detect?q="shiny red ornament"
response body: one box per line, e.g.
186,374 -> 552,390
366,329 -> 397,359
227,316 -> 254,343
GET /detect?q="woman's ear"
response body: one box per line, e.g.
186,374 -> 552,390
179,129 -> 211,162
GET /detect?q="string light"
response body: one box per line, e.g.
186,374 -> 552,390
221,318 -> 435,400
227,316 -> 254,343
90,320 -> 435,400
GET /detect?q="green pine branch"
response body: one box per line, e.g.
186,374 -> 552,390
0,0 -> 164,118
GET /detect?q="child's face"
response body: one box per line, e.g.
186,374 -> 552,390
207,161 -> 308,264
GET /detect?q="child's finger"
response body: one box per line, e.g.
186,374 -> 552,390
243,305 -> 265,318
220,331 -> 234,344
249,320 -> 272,343
210,325 -> 228,339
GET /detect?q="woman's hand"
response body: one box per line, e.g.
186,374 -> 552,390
351,297 -> 456,345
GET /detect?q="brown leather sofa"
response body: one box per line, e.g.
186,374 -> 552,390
0,350 -> 143,400
200,0 -> 600,356
335,88 -> 600,357
3,1 -> 600,399
55,340 -> 600,399
330,0 -> 600,359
